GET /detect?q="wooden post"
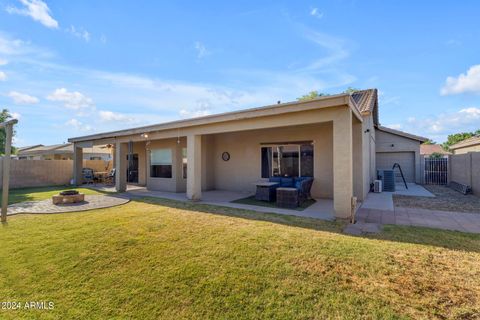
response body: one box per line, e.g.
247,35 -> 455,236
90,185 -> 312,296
1,119 -> 18,223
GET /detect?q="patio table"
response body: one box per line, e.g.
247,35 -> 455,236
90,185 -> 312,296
254,182 -> 279,201
94,171 -> 109,183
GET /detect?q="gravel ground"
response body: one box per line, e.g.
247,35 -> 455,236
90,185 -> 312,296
393,185 -> 480,213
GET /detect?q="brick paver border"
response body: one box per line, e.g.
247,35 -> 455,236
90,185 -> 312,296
7,195 -> 130,216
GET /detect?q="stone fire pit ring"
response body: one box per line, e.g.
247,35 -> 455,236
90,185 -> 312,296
52,190 -> 85,205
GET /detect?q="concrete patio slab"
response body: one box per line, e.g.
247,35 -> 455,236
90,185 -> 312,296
393,183 -> 435,197
123,188 -> 336,221
361,183 -> 434,211
355,207 -> 480,233
361,192 -> 394,211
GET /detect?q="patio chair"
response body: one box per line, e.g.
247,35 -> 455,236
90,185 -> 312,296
104,168 -> 116,186
295,177 -> 314,204
82,168 -> 95,185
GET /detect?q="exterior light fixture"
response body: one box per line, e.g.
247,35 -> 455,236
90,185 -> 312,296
141,133 -> 149,139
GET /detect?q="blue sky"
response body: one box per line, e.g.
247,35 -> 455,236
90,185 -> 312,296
0,0 -> 479,146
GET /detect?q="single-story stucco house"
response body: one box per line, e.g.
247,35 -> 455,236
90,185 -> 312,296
68,88 -> 427,218
17,143 -> 112,160
449,135 -> 480,154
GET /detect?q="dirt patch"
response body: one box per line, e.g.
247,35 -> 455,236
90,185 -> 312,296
393,185 -> 480,213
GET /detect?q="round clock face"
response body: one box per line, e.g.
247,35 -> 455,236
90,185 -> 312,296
222,152 -> 230,161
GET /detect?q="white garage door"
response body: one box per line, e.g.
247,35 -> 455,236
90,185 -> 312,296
376,152 -> 415,182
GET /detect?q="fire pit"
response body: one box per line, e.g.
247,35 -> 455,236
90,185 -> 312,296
60,190 -> 79,196
52,190 -> 85,205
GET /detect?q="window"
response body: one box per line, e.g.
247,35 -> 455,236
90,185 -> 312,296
261,143 -> 313,178
90,156 -> 102,160
182,148 -> 187,179
150,148 -> 172,178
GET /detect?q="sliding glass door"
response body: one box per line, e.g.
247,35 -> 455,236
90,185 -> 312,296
261,143 -> 313,178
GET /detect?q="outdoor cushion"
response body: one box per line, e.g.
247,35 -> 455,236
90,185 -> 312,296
269,177 -> 281,183
280,177 -> 294,187
294,177 -> 307,183
294,180 -> 302,189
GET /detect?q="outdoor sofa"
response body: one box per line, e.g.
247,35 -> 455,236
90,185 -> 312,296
267,176 -> 314,206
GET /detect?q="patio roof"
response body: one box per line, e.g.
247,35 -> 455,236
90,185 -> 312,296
69,92 -> 365,143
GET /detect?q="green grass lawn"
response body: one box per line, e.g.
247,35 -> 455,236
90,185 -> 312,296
0,195 -> 479,319
3,185 -> 107,205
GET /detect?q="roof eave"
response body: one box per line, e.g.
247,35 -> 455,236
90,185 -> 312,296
69,93 -> 354,143
376,125 -> 429,142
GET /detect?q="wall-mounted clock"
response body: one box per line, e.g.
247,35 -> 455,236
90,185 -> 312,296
222,152 -> 230,161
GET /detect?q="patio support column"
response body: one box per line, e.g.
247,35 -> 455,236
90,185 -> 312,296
352,119 -> 364,201
333,108 -> 354,219
73,144 -> 83,186
115,141 -> 127,192
186,134 -> 202,200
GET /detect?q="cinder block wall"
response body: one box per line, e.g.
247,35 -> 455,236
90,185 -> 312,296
472,153 -> 480,197
83,160 -> 113,172
449,152 -> 480,197
0,159 -> 113,189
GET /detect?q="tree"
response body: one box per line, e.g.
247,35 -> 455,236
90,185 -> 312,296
429,152 -> 443,159
422,139 -> 436,145
0,109 -> 16,155
442,131 -> 479,151
343,87 -> 360,94
297,87 -> 363,101
297,91 -> 330,101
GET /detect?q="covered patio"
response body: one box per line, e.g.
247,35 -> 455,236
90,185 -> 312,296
70,94 -> 370,219
87,184 -> 336,220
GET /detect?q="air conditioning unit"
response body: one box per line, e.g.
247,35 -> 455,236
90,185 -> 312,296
373,180 -> 382,193
377,169 -> 395,192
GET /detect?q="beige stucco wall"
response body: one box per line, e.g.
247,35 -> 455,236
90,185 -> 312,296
137,106 -> 362,199
452,144 -> 480,154
361,113 -> 376,198
352,118 -> 364,200
146,138 -> 186,192
207,122 -> 333,199
375,129 -> 422,183
202,135 -> 215,191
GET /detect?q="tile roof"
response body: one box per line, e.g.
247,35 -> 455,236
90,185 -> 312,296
351,89 -> 377,113
351,89 -> 378,124
420,144 -> 450,155
449,135 -> 480,150
17,144 -> 43,152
